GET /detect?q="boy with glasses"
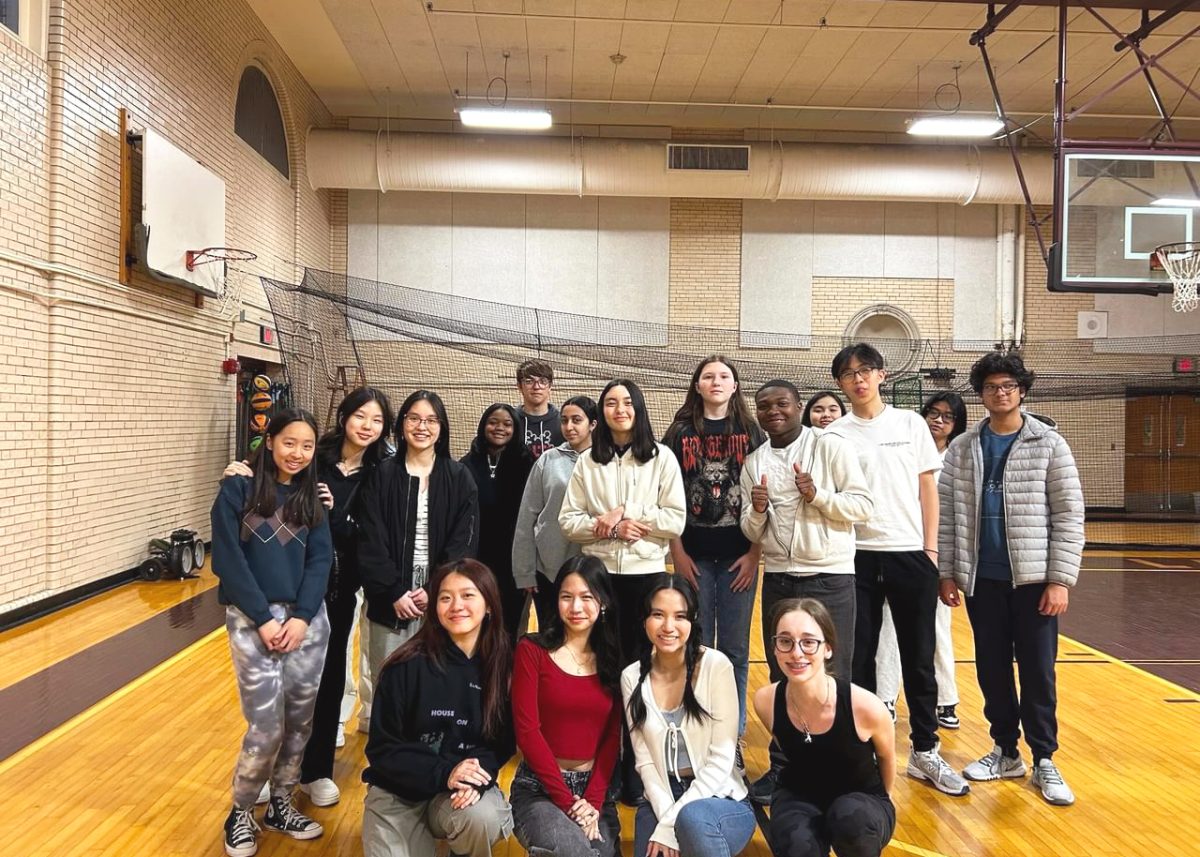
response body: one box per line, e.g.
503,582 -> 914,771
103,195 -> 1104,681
515,359 -> 563,460
829,344 -> 969,797
939,352 -> 1084,806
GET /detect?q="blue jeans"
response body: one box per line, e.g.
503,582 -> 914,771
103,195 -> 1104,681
694,556 -> 756,734
634,776 -> 756,857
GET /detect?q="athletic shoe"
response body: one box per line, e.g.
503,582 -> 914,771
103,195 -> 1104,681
255,782 -> 270,805
1032,758 -> 1076,806
223,806 -> 260,857
335,723 -> 346,748
263,794 -> 324,840
937,705 -> 960,729
907,744 -> 970,796
748,766 -> 779,806
734,740 -> 746,778
884,700 -> 897,723
963,745 -> 1027,782
300,778 -> 341,807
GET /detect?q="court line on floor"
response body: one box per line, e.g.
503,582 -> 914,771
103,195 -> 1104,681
888,838 -> 955,857
1057,632 -> 1200,702
0,627 -> 224,776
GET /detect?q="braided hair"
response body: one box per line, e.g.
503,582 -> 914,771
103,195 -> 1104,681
626,573 -> 711,730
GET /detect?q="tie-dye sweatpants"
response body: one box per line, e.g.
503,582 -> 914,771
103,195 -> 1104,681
226,602 -> 330,809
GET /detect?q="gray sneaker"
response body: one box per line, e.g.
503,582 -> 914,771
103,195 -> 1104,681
1032,758 -> 1075,806
963,745 -> 1027,782
907,744 -> 970,796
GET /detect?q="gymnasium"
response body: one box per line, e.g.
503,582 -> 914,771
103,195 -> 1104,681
1,0 -> 1198,855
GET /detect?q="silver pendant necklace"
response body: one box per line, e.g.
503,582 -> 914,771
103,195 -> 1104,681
790,676 -> 832,743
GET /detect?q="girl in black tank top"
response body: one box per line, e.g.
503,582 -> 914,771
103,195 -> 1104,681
753,597 -> 897,857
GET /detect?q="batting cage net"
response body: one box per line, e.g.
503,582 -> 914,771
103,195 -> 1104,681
262,268 -> 1200,547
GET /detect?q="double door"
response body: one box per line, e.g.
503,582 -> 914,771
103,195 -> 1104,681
1124,391 -> 1200,513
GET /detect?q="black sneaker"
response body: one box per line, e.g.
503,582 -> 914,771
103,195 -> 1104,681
735,740 -> 746,777
263,793 -> 323,841
937,705 -> 960,730
223,806 -> 260,857
748,766 -> 778,806
884,700 -> 897,724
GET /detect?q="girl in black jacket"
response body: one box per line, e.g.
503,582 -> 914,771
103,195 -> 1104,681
357,390 -> 479,691
460,403 -> 534,642
362,559 -> 514,857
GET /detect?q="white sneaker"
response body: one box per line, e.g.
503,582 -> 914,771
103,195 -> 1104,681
963,746 -> 1027,782
1032,758 -> 1075,806
336,723 -> 346,749
255,782 -> 270,805
907,744 -> 970,796
300,778 -> 341,807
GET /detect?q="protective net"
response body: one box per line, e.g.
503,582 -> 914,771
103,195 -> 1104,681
262,268 -> 1200,546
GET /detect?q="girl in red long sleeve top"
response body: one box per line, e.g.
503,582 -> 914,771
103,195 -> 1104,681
510,556 -> 623,856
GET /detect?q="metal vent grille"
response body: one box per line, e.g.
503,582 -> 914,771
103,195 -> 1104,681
666,144 -> 750,171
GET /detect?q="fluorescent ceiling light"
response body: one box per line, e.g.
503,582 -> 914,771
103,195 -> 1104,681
906,116 -> 1005,137
1152,197 -> 1200,208
459,108 -> 552,130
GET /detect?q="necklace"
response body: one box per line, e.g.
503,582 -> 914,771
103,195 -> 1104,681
487,453 -> 499,478
559,644 -> 593,675
788,676 -> 833,743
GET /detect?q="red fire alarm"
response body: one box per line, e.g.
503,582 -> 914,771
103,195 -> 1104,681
260,326 -> 275,345
221,358 -> 240,375
1174,356 -> 1197,374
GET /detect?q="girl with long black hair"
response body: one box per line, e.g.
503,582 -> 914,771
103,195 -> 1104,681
511,556 -> 623,857
559,379 -> 686,663
357,390 -> 479,689
362,559 -> 514,857
622,574 -> 754,857
211,409 -> 332,857
461,402 -> 535,642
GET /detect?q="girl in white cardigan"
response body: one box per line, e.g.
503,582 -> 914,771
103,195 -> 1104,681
622,574 -> 754,857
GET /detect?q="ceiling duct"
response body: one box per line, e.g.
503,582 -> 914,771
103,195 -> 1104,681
306,129 -> 1053,205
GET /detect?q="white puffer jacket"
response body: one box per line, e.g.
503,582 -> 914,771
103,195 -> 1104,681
938,413 -> 1085,596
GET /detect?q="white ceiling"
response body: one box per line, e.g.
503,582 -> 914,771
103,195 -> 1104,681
248,0 -> 1200,138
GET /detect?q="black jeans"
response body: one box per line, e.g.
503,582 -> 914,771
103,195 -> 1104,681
530,571 -> 558,632
965,579 -> 1060,761
852,550 -> 940,751
300,558 -> 359,783
609,573 -> 664,665
510,762 -> 620,857
760,572 -> 856,682
769,787 -> 895,857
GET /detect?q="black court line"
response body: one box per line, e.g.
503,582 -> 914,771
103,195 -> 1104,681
0,588 -> 224,762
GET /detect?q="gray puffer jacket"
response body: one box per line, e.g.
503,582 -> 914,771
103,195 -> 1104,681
938,413 -> 1085,596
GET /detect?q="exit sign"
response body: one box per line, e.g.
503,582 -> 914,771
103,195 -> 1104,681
1174,356 -> 1197,374
260,326 -> 275,345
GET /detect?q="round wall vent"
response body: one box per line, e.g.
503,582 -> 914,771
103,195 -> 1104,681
843,304 -> 921,373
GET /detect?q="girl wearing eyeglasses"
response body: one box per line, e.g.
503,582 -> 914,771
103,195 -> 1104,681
357,390 -> 480,688
754,597 -> 896,857
875,392 -> 969,728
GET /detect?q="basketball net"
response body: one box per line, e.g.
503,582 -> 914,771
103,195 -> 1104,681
1156,243 -> 1200,313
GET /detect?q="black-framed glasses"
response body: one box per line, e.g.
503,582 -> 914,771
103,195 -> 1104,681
925,410 -> 954,424
836,367 -> 879,383
982,382 -> 1020,395
772,635 -> 824,654
520,376 -> 551,388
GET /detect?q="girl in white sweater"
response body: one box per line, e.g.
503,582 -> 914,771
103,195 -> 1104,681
622,574 -> 754,857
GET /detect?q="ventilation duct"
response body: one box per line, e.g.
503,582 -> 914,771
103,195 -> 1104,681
306,129 -> 1052,205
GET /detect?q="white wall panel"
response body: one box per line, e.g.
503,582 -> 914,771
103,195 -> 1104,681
599,197 -> 670,326
952,204 -> 1000,344
741,199 -> 814,344
813,201 -> 885,278
526,195 -> 600,315
883,202 -> 939,278
451,193 -> 526,303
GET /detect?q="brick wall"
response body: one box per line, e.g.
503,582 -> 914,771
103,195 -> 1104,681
0,0 -> 333,611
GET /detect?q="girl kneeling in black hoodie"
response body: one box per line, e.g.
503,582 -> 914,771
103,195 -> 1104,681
362,558 -> 515,857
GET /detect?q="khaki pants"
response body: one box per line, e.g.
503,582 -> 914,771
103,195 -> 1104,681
362,785 -> 512,857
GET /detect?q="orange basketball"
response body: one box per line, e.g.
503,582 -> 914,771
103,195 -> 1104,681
250,391 -> 273,411
252,374 -> 273,392
249,413 -> 269,432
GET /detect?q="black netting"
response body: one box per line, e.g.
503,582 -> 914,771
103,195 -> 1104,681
262,268 -> 1200,545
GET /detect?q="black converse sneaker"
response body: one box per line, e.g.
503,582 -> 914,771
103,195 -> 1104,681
223,806 -> 260,857
263,793 -> 324,840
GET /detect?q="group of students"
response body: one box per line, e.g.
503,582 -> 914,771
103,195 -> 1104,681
210,348 -> 1085,857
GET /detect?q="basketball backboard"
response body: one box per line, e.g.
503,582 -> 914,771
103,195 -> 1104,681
1054,151 -> 1200,296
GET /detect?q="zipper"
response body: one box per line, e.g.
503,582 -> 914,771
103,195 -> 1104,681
1002,434 -> 1028,590
393,471 -> 415,631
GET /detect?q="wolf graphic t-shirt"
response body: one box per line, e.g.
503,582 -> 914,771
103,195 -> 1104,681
667,417 -> 763,560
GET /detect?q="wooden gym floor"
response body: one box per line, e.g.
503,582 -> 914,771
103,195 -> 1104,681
1,547 -> 1198,856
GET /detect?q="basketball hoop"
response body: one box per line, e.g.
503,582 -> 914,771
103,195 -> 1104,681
1154,242 -> 1200,313
185,246 -> 258,271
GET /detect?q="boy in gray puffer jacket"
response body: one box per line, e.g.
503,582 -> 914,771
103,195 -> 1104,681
938,352 -> 1084,807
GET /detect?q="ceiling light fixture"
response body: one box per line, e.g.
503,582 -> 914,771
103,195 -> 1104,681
459,107 -> 552,130
1152,197 -> 1200,208
906,116 -> 1005,137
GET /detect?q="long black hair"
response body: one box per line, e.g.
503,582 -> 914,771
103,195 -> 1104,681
664,355 -> 758,444
244,408 -> 325,529
316,386 -> 394,471
561,394 -> 598,423
468,402 -> 521,455
800,390 -> 846,428
529,556 -> 622,697
395,389 -> 452,460
921,391 -> 969,445
591,379 -> 658,465
626,573 -> 710,730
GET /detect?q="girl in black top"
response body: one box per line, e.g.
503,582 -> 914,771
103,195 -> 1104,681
753,597 -> 896,857
460,403 -> 534,642
362,559 -> 514,857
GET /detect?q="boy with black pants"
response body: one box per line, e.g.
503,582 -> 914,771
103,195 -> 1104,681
830,343 -> 969,797
939,352 -> 1084,806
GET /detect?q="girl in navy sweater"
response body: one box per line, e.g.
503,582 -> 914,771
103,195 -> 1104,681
211,409 -> 333,857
